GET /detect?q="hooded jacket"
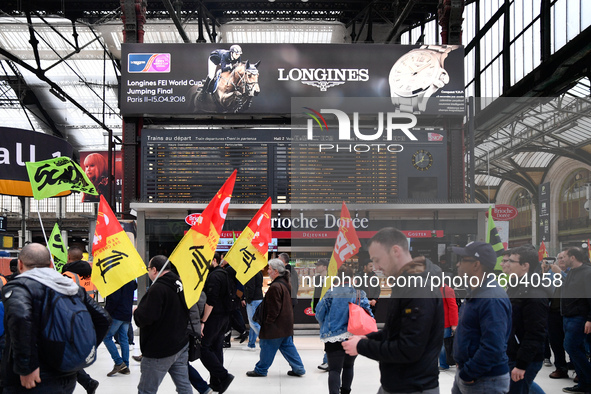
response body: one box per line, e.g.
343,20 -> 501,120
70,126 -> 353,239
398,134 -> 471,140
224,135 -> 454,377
1,268 -> 111,388
356,258 -> 444,393
134,271 -> 189,358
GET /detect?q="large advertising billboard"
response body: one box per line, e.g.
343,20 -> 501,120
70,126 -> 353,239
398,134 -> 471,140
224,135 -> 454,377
79,151 -> 123,203
120,43 -> 465,116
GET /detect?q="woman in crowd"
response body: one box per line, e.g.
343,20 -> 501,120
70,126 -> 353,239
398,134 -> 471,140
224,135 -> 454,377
315,265 -> 373,394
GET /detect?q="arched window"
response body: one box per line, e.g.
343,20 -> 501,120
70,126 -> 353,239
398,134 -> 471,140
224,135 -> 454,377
559,169 -> 591,225
509,188 -> 533,240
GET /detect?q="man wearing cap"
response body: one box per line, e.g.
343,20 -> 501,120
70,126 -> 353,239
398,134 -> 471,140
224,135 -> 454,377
452,241 -> 512,394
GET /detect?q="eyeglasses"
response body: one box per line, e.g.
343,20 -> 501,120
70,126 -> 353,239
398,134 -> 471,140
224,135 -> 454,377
508,259 -> 520,264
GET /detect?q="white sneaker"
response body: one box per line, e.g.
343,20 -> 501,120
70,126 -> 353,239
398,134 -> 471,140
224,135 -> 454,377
243,345 -> 257,351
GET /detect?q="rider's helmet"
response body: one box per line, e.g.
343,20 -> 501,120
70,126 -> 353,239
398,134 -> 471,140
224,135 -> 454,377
230,45 -> 242,55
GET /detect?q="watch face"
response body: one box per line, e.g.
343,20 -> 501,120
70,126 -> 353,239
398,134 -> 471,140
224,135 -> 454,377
389,50 -> 440,97
412,149 -> 433,171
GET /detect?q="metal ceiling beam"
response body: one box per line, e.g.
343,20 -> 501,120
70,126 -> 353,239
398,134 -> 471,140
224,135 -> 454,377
0,47 -> 114,134
161,0 -> 191,43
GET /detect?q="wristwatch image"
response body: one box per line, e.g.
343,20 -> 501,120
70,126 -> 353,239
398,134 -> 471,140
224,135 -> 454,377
389,45 -> 455,113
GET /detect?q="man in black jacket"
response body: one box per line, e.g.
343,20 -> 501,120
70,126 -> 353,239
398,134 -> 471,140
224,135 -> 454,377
343,227 -> 443,394
561,247 -> 591,394
279,253 -> 299,307
200,253 -> 234,393
1,243 -> 111,393
506,246 -> 549,394
134,255 -> 192,394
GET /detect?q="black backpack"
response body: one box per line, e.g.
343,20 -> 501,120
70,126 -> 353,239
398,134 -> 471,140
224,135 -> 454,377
39,288 -> 97,373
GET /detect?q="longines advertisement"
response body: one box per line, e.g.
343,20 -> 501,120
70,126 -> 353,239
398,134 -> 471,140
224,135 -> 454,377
120,43 -> 465,116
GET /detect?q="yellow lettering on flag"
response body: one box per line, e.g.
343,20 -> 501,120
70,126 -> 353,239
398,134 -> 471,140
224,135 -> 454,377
48,223 -> 67,272
170,170 -> 237,308
319,202 -> 361,300
91,195 -> 147,297
226,198 -> 272,285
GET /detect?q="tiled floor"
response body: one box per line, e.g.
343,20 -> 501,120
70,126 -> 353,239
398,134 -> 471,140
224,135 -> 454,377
75,334 -> 575,394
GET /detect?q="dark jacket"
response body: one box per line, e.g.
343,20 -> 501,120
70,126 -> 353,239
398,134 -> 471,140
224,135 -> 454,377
209,49 -> 241,72
286,264 -> 299,305
1,269 -> 111,388
561,264 -> 591,320
356,259 -> 444,393
62,260 -> 92,279
453,278 -> 512,382
244,271 -> 263,303
204,265 -> 230,315
105,280 -> 137,322
259,275 -> 293,339
134,271 -> 188,358
506,282 -> 549,369
355,270 -> 381,300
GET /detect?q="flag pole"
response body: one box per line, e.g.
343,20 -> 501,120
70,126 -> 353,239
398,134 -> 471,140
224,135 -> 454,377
36,204 -> 57,270
152,258 -> 171,284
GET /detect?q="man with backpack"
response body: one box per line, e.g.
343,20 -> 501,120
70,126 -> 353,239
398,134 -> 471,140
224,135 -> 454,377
200,253 -> 235,394
1,243 -> 111,393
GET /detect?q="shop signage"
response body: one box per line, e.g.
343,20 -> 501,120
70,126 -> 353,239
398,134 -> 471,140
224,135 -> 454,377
489,204 -> 518,221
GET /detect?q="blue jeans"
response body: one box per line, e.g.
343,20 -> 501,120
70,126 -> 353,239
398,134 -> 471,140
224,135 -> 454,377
188,362 -> 211,394
439,327 -> 452,369
254,336 -> 306,376
246,300 -> 262,348
451,371 -> 510,394
508,360 -> 544,394
564,315 -> 591,390
103,318 -> 130,366
138,343 -> 192,394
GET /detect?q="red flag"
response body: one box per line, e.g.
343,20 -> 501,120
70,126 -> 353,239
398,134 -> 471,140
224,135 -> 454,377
320,202 -> 361,300
538,241 -> 548,261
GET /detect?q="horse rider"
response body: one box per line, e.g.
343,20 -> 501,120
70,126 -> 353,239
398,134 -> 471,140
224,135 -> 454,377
199,44 -> 242,101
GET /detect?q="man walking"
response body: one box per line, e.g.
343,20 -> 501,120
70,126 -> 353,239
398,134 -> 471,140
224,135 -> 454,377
200,253 -> 235,393
134,255 -> 192,394
342,227 -> 443,394
451,241 -> 512,394
246,259 -> 306,377
279,253 -> 299,307
561,247 -> 591,394
506,246 -> 549,393
1,243 -> 110,393
103,279 -> 137,377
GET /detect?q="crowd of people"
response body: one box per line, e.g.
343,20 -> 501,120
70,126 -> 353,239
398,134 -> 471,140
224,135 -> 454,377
0,229 -> 590,394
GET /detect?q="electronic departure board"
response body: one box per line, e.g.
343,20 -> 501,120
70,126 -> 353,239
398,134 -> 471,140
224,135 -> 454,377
141,128 -> 446,204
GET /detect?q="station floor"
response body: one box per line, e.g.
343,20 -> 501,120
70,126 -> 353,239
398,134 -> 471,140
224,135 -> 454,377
74,334 -> 575,394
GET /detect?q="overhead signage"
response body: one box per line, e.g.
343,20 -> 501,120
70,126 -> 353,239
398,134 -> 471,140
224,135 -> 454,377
0,127 -> 73,197
121,43 -> 465,116
538,182 -> 551,242
220,230 -> 445,239
489,204 -> 518,221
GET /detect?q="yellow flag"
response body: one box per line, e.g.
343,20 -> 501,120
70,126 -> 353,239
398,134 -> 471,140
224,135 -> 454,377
169,170 -> 236,308
225,198 -> 272,285
91,195 -> 147,297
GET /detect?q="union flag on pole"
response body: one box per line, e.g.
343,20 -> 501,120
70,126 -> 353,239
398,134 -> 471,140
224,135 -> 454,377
169,170 -> 236,308
319,202 -> 361,300
91,195 -> 147,297
48,223 -> 68,272
538,241 -> 548,262
25,157 -> 97,200
225,197 -> 271,285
